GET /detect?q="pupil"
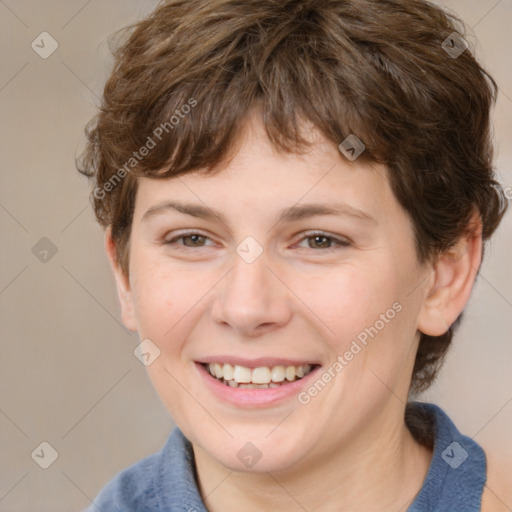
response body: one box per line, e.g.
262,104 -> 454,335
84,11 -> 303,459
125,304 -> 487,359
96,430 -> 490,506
313,236 -> 328,248
188,235 -> 202,245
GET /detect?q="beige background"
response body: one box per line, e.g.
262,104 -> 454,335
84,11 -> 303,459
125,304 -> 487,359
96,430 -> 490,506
0,1 -> 511,511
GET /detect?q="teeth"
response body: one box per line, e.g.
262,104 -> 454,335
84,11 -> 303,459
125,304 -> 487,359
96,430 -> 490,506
251,367 -> 271,384
271,365 -> 285,382
214,363 -> 223,379
206,362 -> 315,386
223,363 -> 234,380
285,366 -> 296,381
233,365 -> 252,383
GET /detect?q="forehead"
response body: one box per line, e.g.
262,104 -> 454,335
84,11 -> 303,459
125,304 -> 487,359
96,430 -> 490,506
133,118 -> 397,226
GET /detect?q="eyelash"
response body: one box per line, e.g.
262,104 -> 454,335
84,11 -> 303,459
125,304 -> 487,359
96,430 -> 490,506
163,230 -> 351,252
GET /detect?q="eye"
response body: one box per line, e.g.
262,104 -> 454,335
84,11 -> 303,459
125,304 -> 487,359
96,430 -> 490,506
295,231 -> 351,251
164,231 -> 215,249
162,230 -> 351,252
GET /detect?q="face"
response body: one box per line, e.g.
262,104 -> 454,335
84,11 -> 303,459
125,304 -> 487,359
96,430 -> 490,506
112,116 -> 434,473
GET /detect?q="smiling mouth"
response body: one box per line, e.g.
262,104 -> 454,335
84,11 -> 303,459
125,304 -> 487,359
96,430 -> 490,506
201,362 -> 319,389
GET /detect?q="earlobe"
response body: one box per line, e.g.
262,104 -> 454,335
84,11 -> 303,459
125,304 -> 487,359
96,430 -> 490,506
104,228 -> 138,332
417,213 -> 483,337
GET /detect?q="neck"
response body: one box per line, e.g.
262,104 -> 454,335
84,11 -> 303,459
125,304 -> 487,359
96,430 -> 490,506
193,404 -> 433,512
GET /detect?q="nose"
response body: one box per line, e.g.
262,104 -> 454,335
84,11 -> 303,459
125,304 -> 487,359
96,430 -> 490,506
210,247 -> 293,338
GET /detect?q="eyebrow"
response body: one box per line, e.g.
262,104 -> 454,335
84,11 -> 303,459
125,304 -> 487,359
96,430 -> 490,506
141,200 -> 377,226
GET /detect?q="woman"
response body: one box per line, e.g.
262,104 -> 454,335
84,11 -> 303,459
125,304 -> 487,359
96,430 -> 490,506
78,0 -> 511,510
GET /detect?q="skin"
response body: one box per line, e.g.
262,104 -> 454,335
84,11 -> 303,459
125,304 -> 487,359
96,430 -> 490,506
106,112 -> 488,511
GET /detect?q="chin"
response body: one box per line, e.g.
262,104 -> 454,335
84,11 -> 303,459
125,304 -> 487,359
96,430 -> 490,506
201,433 -> 311,474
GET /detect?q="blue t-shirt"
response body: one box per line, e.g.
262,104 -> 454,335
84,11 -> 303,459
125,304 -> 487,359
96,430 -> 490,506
85,402 -> 486,511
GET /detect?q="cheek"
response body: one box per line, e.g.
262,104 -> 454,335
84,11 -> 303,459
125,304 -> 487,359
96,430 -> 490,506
131,255 -> 205,343
132,262 -> 209,424
295,261 -> 402,350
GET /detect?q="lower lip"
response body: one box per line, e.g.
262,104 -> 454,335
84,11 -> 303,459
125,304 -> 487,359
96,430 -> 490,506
194,362 -> 321,407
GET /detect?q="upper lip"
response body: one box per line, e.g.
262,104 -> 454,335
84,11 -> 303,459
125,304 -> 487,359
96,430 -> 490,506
196,356 -> 321,368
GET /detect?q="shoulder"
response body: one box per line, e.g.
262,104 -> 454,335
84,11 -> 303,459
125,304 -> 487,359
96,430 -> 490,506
480,446 -> 512,512
409,402 -> 512,512
406,402 -> 488,511
84,427 -> 189,512
85,450 -> 161,512
85,427 -> 205,512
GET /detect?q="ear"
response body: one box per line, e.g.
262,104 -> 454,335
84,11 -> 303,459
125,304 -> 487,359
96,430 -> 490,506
104,227 -> 138,332
417,212 -> 483,336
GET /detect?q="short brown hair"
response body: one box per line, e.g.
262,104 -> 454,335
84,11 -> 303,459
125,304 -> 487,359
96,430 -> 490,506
77,0 -> 508,394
